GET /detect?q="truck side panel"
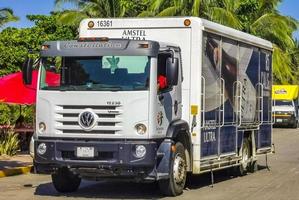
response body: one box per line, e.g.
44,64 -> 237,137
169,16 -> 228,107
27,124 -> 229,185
258,50 -> 272,149
201,33 -> 221,158
201,31 -> 273,161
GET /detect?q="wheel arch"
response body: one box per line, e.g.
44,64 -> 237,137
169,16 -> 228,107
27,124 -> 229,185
166,120 -> 192,171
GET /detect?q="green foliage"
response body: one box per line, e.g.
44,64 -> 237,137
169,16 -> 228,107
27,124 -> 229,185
141,0 -> 298,84
0,129 -> 20,156
0,104 -> 34,125
0,14 -> 76,76
0,8 -> 19,27
55,0 -> 147,27
0,14 -> 76,125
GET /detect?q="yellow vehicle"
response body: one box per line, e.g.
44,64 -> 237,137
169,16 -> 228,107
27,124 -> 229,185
272,85 -> 299,128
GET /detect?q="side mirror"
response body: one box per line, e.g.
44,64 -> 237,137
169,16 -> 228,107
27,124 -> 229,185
22,58 -> 33,85
166,57 -> 179,86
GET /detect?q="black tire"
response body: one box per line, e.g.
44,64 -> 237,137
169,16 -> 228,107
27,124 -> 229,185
248,160 -> 258,173
158,142 -> 187,196
52,167 -> 81,193
291,121 -> 298,128
238,138 -> 251,176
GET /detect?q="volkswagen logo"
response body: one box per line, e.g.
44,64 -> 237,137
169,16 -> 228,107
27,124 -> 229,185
78,109 -> 97,131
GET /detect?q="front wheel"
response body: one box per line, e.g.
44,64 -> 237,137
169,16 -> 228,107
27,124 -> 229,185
52,167 -> 81,193
158,142 -> 187,196
291,120 -> 298,128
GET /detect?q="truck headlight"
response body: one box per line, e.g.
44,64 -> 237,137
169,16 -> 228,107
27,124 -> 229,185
135,145 -> 146,158
135,123 -> 147,135
39,122 -> 46,133
37,143 -> 47,155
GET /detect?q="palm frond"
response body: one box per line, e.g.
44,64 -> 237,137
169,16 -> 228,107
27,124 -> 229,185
57,10 -> 88,26
272,45 -> 295,84
191,0 -> 201,16
0,8 -> 19,27
54,0 -> 82,9
150,0 -> 168,12
251,13 -> 296,49
157,6 -> 177,17
138,11 -> 156,17
207,7 -> 242,30
258,0 -> 281,13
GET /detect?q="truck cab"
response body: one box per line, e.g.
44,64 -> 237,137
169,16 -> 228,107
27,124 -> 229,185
273,85 -> 299,128
24,38 -> 189,196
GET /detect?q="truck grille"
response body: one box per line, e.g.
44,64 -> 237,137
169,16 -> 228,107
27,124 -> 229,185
54,105 -> 123,135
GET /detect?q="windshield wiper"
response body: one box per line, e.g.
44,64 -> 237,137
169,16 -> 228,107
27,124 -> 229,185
133,85 -> 147,90
59,85 -> 78,91
94,84 -> 122,91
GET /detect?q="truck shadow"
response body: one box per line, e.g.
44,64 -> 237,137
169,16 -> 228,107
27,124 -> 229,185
34,180 -> 163,199
34,165 -> 269,199
186,165 -> 268,190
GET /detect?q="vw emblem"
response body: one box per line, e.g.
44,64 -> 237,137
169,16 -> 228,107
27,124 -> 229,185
78,109 -> 97,131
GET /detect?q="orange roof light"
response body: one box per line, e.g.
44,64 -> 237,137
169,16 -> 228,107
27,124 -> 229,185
88,21 -> 95,28
99,37 -> 109,42
184,19 -> 191,27
41,45 -> 50,50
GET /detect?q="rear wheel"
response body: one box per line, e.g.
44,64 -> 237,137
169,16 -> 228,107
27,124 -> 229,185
158,142 -> 187,196
238,138 -> 251,176
52,167 -> 81,193
248,160 -> 258,173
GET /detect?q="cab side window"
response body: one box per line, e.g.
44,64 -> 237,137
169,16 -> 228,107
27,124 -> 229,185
157,53 -> 171,91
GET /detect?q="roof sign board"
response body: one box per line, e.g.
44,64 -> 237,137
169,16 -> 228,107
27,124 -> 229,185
272,85 -> 299,100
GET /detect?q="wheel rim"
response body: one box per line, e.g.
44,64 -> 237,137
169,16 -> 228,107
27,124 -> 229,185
173,153 -> 186,185
241,146 -> 249,169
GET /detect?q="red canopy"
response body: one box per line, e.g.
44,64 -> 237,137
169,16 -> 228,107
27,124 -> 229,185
0,70 -> 60,105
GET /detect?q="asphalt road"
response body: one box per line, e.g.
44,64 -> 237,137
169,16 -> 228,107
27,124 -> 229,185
0,128 -> 299,200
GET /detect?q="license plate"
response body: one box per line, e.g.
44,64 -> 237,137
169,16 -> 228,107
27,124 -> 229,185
276,119 -> 283,122
76,147 -> 94,158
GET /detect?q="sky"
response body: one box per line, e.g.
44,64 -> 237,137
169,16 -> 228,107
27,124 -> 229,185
0,0 -> 299,39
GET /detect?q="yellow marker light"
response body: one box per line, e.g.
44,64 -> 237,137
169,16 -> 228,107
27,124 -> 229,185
171,145 -> 176,152
184,19 -> 191,27
88,21 -> 95,28
191,105 -> 198,115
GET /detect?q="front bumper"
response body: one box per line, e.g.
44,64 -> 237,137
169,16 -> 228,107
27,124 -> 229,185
34,138 -> 160,179
273,115 -> 296,126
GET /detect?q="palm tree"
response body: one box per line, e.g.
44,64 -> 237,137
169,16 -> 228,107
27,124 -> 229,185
55,0 -> 146,26
289,40 -> 299,84
204,0 -> 298,84
141,0 -> 298,84
0,8 -> 18,27
138,0 -> 212,17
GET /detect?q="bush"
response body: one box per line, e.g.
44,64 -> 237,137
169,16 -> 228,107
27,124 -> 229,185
0,104 -> 34,126
0,129 -> 19,156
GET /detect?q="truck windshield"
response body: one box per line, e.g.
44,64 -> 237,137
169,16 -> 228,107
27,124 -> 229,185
39,56 -> 150,91
275,100 -> 293,106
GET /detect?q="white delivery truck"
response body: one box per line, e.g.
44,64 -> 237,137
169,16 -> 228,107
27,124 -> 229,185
24,17 -> 273,196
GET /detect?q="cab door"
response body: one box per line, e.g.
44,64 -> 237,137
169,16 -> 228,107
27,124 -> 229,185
155,51 -> 182,136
